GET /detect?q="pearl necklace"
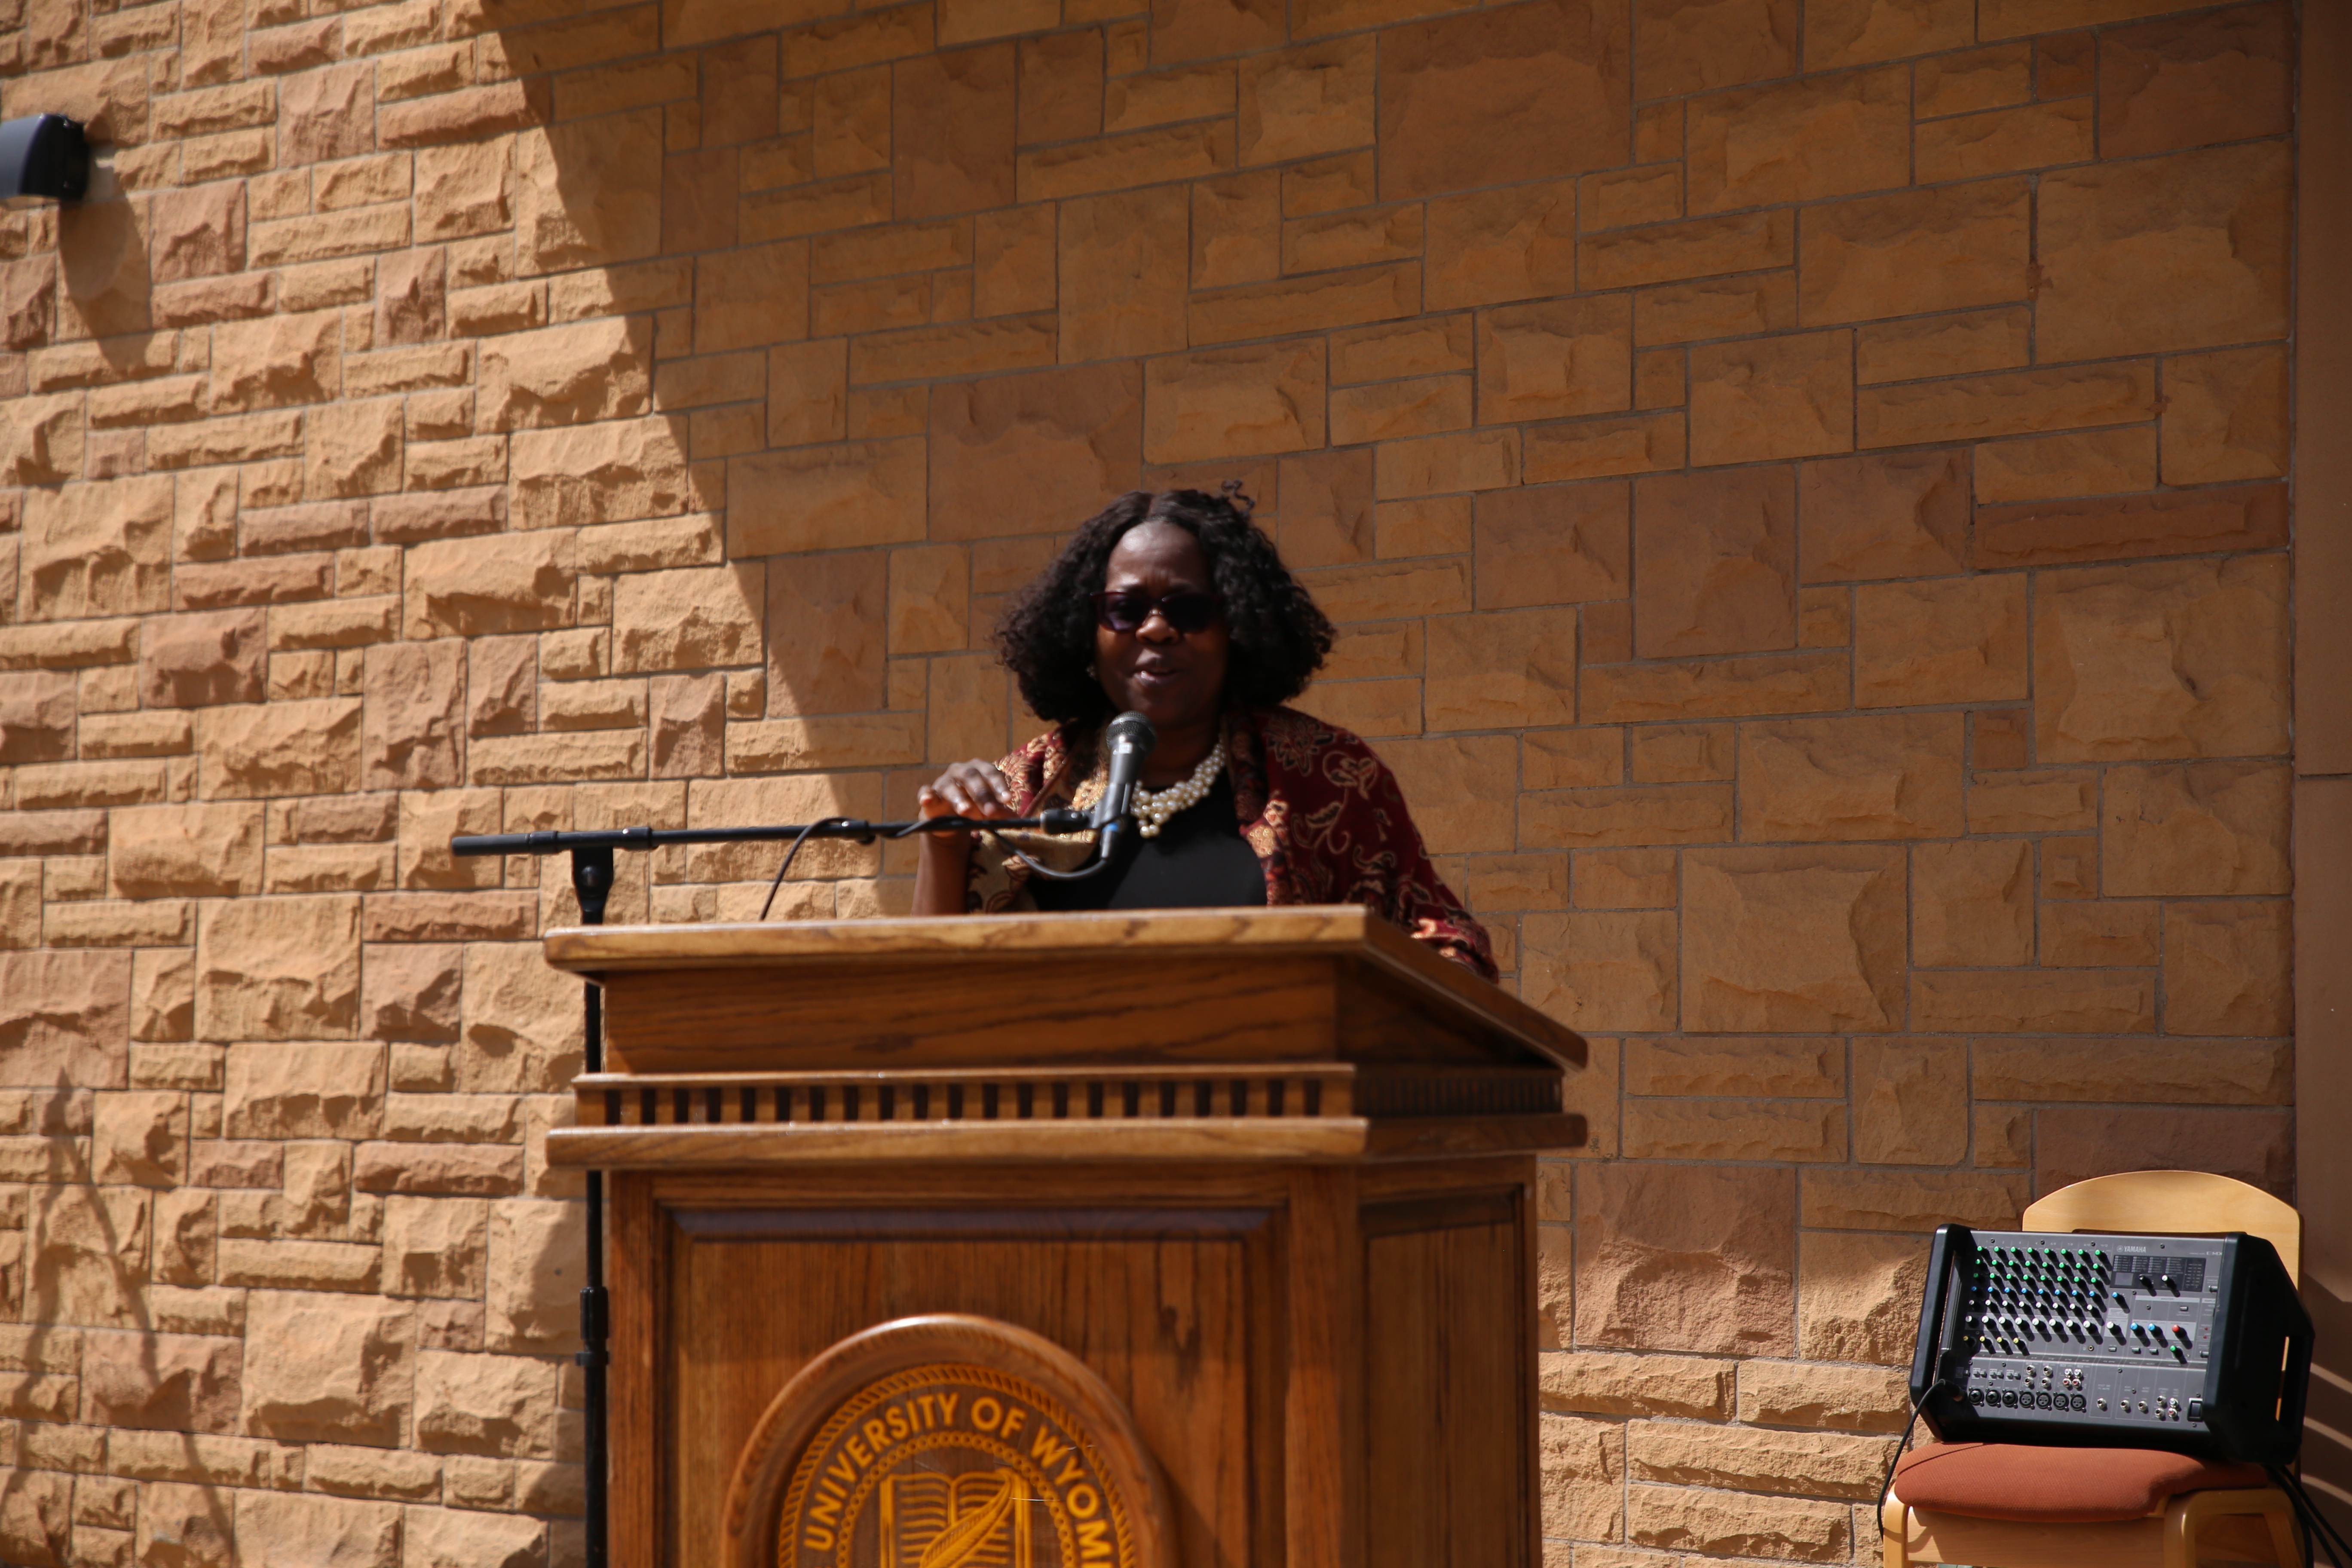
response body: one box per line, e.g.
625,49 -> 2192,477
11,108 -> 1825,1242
1130,738 -> 1227,839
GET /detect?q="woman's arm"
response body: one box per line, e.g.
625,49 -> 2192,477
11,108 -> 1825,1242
908,760 -> 1017,916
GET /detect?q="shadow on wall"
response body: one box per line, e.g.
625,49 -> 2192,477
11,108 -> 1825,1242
1,1075 -> 235,1568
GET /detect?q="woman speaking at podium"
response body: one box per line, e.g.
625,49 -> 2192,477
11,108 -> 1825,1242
910,484 -> 1494,980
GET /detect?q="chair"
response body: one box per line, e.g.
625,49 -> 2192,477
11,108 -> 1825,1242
1880,1170 -> 2306,1568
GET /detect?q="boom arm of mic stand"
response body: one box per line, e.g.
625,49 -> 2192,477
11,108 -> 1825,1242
449,810 -> 1093,859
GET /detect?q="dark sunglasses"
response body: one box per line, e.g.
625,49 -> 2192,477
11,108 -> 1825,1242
1091,588 -> 1224,635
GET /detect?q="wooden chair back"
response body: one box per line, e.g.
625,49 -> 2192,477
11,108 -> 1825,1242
2022,1170 -> 2300,1283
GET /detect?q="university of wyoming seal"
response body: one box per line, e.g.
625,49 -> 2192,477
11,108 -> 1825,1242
724,1316 -> 1172,1568
779,1363 -> 1137,1568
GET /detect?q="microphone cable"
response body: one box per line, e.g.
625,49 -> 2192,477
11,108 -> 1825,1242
2265,1461 -> 2352,1568
1876,1378 -> 1945,1522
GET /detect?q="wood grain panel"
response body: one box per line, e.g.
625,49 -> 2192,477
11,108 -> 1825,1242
665,1208 -> 1274,1568
1363,1204 -> 1533,1568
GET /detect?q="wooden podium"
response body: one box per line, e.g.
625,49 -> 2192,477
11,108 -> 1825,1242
542,906 -> 1586,1568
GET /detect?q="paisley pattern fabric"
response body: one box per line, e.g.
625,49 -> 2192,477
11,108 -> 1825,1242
973,706 -> 1496,980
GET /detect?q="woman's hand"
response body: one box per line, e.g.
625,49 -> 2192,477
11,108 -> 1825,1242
916,760 -> 1018,825
910,760 -> 1012,915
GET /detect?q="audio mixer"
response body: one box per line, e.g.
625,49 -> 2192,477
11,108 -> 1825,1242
1908,1224 -> 2312,1463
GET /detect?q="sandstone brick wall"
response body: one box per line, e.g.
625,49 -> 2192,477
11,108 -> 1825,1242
0,0 -> 2308,1560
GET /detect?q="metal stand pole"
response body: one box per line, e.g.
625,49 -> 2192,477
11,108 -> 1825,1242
568,847 -> 614,1568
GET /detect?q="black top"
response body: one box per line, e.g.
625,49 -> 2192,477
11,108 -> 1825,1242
1029,773 -> 1268,912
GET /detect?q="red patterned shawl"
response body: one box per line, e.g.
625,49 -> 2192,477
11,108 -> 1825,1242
978,706 -> 1496,980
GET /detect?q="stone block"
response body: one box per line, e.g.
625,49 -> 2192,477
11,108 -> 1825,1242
1058,186 -> 1185,364
485,1200 -> 585,1349
139,606 -> 267,710
1805,0 -> 1969,68
1909,837 -> 2030,968
151,181 -> 248,283
399,1507 -> 545,1568
404,532 -> 576,640
1858,361 -> 2153,450
1911,968 -> 2155,1033
2162,344 -> 2288,486
510,416 -> 691,531
764,550 -> 885,715
1189,261 -> 1419,346
2103,760 -> 2290,898
1636,0 -> 1796,95
1688,329 -> 1852,466
1625,1036 -> 1841,1097
1631,465 -> 1794,658
1538,1350 -> 1734,1419
364,943 -> 462,1043
1575,1163 -> 1796,1356
1797,178 -> 2031,326
2165,900 -> 2290,1037
1538,1413 -> 1624,1542
1277,448 -> 1375,569
195,698 -> 363,798
1739,711 -> 1963,840
1378,735 -> 1515,852
1623,1099 -> 1845,1161
2041,900 -> 2161,968
1329,373 -> 1468,446
462,944 -> 586,1093
477,318 -> 652,429
1520,411 -> 1686,484
1522,910 -> 1676,1033
414,1351 -> 557,1456
1146,0 -> 1282,70
232,1490 -> 402,1568
22,476 -> 174,621
92,1091 -> 187,1187
301,1444 -> 443,1502
383,1197 -> 488,1299
2033,555 -> 2288,763
1854,573 -> 2027,707
1851,1037 -> 1967,1165
895,43 -> 1016,217
1799,1230 -> 1929,1364
1975,426 -> 2156,505
1856,304 -> 2030,385
1804,1169 -> 2026,1232
1,949 -> 132,1088
1423,610 -> 1576,730
728,440 -> 928,556
0,671 -> 73,765
1627,1418 -> 1889,1499
2037,141 -> 2288,363
2098,3 -> 2291,160
0,391 -> 82,486
212,310 -> 343,413
222,1043 -> 383,1142
0,1470 -> 70,1568
1239,38 -> 1375,165
1914,98 -> 2094,183
360,641 -> 464,791
1375,0 -> 1629,200
1422,181 -> 1577,310
1469,484 -> 1628,610
514,108 -> 660,275
1144,343 -> 1325,465
930,363 -> 1145,539
695,239 -> 810,355
613,563 -> 764,673
1476,296 -> 1631,424
1522,783 -> 1733,849
1581,648 -> 1847,723
1977,1036 -> 2287,1107
1687,65 -> 1907,214
2037,1106 -> 2292,1199
136,1480 -> 235,1567
1683,845 -> 1903,1031
1738,1358 -> 1908,1432
355,1142 -> 526,1197
79,1329 -> 239,1433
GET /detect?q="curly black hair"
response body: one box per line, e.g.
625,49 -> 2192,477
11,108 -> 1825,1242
993,484 -> 1336,727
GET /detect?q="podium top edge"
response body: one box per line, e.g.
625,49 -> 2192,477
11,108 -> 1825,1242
542,906 -> 1586,1072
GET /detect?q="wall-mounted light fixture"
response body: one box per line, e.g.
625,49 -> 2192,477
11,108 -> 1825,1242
0,114 -> 92,202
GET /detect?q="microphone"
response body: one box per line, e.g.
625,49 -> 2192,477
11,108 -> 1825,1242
1092,712 -> 1157,837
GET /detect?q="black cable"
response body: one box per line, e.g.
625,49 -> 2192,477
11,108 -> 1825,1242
1876,1379 -> 1944,1519
2268,1462 -> 2352,1568
881,814 -> 1112,884
760,818 -> 866,920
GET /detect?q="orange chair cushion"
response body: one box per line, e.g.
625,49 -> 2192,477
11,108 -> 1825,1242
1894,1442 -> 2269,1522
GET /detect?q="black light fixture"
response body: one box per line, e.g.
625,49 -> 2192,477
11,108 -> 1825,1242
0,114 -> 92,202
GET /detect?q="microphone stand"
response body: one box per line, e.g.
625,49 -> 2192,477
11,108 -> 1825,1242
446,809 -> 1102,1568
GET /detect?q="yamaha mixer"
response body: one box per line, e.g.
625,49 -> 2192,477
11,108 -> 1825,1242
1908,1224 -> 2313,1464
